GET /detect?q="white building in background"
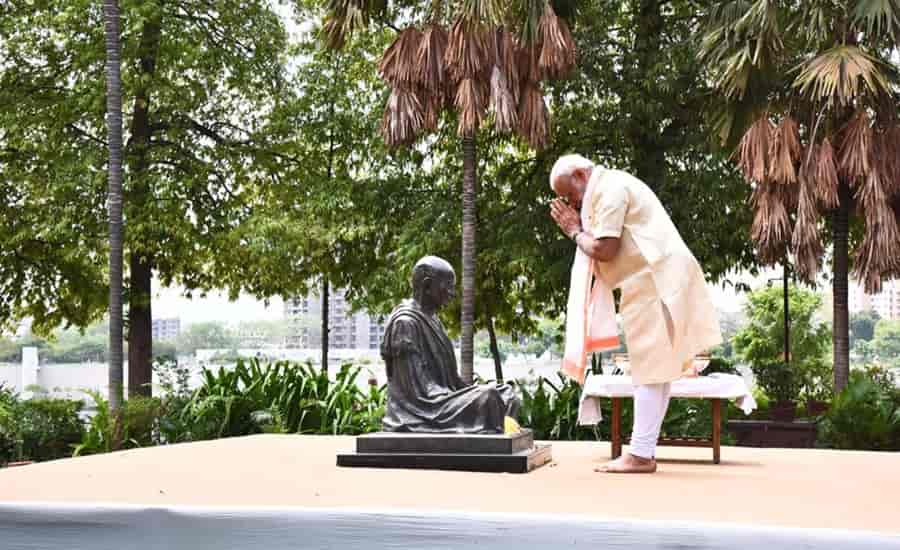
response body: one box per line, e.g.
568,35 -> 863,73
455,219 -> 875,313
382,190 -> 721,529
849,279 -> 900,320
283,288 -> 385,350
152,317 -> 181,341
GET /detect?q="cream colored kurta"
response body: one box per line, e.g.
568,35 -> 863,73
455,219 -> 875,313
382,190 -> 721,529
587,168 -> 722,385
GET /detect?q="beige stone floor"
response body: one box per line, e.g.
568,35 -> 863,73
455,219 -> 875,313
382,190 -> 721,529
1,434 -> 897,533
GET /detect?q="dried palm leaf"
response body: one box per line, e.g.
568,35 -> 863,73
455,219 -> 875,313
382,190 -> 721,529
421,90 -> 442,131
381,87 -> 424,148
455,77 -> 487,135
769,116 -> 801,184
516,82 -> 549,150
814,138 -> 840,208
750,183 -> 791,265
838,109 -> 872,185
498,29 -> 521,105
416,24 -> 449,94
792,174 -> 823,283
877,125 -> 900,198
538,3 -> 577,79
446,18 -> 492,81
738,116 -> 773,183
853,170 -> 900,293
490,65 -> 518,132
379,28 -> 424,89
517,43 -> 543,84
322,0 -> 382,49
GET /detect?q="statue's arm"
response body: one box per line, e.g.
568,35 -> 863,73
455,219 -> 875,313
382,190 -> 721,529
388,318 -> 441,397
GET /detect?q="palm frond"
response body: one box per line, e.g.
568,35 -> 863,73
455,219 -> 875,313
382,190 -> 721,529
792,174 -> 823,283
793,45 -> 892,107
517,42 -> 543,84
538,3 -> 577,79
877,125 -> 900,198
459,0 -> 505,24
852,0 -> 900,42
381,87 -> 424,148
737,116 -> 773,183
455,78 -> 488,135
838,109 -> 873,185
322,0 -> 388,50
811,139 -> 841,208
498,29 -> 521,105
515,0 -> 546,46
769,116 -> 801,185
854,170 -> 900,293
490,65 -> 517,132
416,24 -> 449,94
446,17 -> 493,81
379,28 -> 423,88
516,82 -> 549,149
421,91 -> 442,131
750,182 -> 791,265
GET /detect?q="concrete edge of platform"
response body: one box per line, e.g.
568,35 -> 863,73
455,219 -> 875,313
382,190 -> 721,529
1,502 -> 898,549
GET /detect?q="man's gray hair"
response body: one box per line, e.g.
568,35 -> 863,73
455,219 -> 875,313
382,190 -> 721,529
549,154 -> 595,192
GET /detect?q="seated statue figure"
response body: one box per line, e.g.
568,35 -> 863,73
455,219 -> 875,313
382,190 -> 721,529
380,255 -> 520,434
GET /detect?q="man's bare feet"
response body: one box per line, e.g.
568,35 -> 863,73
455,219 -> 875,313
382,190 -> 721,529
594,453 -> 657,473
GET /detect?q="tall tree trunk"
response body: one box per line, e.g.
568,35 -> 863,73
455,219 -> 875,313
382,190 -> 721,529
126,14 -> 162,398
321,279 -> 329,373
127,258 -> 152,397
487,313 -> 503,382
461,133 -> 477,385
783,259 -> 790,365
833,181 -> 851,393
103,0 -> 124,411
626,0 -> 666,190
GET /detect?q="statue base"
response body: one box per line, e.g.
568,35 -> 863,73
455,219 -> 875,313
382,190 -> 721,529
337,429 -> 552,474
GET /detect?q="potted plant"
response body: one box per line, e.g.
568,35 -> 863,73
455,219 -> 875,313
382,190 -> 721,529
751,361 -> 798,421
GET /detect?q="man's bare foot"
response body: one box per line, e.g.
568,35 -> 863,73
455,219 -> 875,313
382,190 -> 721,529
594,453 -> 657,473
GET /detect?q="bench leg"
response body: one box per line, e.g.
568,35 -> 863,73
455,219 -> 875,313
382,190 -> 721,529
611,397 -> 622,459
712,398 -> 721,464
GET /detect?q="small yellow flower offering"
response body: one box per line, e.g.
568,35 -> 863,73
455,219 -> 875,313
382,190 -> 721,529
504,416 -> 521,434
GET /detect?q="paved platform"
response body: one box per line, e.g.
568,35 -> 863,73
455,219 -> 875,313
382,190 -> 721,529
1,435 -> 897,534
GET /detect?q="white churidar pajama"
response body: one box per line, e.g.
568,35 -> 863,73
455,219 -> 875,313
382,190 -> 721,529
585,167 -> 722,460
630,382 -> 671,459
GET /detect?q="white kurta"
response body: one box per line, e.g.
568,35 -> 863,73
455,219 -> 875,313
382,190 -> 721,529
587,168 -> 722,385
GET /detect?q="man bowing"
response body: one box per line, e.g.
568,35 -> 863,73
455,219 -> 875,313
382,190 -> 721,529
549,154 -> 721,473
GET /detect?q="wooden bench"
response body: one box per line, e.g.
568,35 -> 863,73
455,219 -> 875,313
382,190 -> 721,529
609,396 -> 723,464
577,367 -> 756,465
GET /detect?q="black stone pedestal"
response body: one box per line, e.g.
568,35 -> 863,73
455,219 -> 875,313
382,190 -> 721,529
337,430 -> 552,474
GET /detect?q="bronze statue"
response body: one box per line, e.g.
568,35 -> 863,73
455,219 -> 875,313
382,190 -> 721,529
380,256 -> 520,433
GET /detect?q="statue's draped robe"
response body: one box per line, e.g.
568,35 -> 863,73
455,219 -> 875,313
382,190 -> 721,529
380,301 -> 519,433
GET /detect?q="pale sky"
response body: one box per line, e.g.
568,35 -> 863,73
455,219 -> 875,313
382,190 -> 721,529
152,284 -> 285,325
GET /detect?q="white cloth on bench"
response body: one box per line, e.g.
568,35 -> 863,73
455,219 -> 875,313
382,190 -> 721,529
577,372 -> 757,425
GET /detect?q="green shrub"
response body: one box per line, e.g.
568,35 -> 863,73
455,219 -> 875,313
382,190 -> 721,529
0,383 -> 18,464
75,391 -> 161,456
751,361 -> 799,403
180,358 -> 386,440
516,374 -> 603,441
818,371 -> 900,451
12,398 -> 84,461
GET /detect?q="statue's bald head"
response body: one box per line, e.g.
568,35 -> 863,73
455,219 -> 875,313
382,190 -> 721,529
412,256 -> 456,309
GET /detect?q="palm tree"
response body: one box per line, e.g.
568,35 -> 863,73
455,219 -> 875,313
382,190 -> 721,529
102,0 -> 124,411
701,0 -> 900,392
321,0 -> 577,383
